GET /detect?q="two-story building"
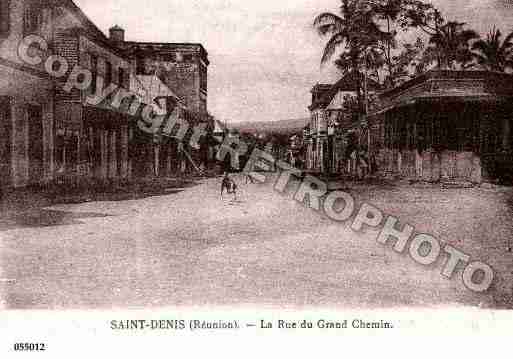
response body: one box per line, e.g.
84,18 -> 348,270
306,73 -> 380,174
50,3 -> 135,186
0,0 -> 212,190
117,39 -> 209,117
130,71 -> 186,178
115,30 -> 213,176
0,0 -> 55,189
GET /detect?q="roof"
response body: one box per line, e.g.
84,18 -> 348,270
309,84 -> 334,110
50,1 -> 131,59
309,72 -> 382,111
137,75 -> 181,102
311,84 -> 332,93
380,70 -> 513,99
56,0 -> 110,43
122,41 -> 210,65
327,91 -> 355,110
371,70 -> 513,116
62,27 -> 130,59
55,2 -> 209,64
333,72 -> 381,92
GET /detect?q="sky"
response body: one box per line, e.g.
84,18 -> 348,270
74,0 -> 513,124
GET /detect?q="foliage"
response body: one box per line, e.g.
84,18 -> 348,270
422,21 -> 479,70
390,37 -> 426,82
314,0 -> 388,110
313,0 -> 513,101
472,27 -> 513,72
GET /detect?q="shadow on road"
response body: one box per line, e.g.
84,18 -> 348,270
0,209 -> 113,231
0,178 -> 202,231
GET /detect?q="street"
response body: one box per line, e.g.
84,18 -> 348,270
0,174 -> 512,309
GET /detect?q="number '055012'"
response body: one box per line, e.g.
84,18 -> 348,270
13,343 -> 46,351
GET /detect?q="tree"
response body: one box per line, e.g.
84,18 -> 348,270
472,27 -> 513,72
422,21 -> 479,70
314,0 -> 387,112
369,0 -> 404,86
399,0 -> 444,37
389,37 -> 426,83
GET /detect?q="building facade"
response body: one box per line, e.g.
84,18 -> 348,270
0,0 -> 55,189
122,41 -> 209,116
306,84 -> 331,173
369,70 -> 513,184
50,1 -> 134,186
306,73 -> 380,175
0,0 -> 212,191
116,31 -> 213,176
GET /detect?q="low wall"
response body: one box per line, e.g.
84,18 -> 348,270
376,148 -> 482,183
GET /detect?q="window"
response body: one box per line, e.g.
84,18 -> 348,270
200,64 -> 207,92
164,53 -> 176,62
54,134 -> 65,172
104,61 -> 112,87
118,67 -> 125,87
103,60 -> 114,102
136,56 -> 145,74
118,67 -> 130,89
0,0 -> 10,37
105,61 -> 112,86
90,54 -> 98,94
24,1 -> 43,35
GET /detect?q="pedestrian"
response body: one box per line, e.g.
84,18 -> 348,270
244,171 -> 255,184
370,152 -> 378,175
359,149 -> 369,179
350,149 -> 358,178
221,172 -> 238,200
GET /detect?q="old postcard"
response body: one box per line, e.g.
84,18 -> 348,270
0,0 -> 512,356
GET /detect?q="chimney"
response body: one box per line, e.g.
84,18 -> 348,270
109,25 -> 125,43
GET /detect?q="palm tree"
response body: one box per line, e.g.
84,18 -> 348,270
370,0 -> 403,86
472,27 -> 513,72
313,0 -> 385,111
424,21 -> 479,70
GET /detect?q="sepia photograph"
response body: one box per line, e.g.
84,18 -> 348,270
0,0 -> 512,355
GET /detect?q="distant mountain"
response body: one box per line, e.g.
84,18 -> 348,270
230,118 -> 309,136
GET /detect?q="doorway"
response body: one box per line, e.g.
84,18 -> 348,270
28,104 -> 44,184
0,97 -> 12,188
